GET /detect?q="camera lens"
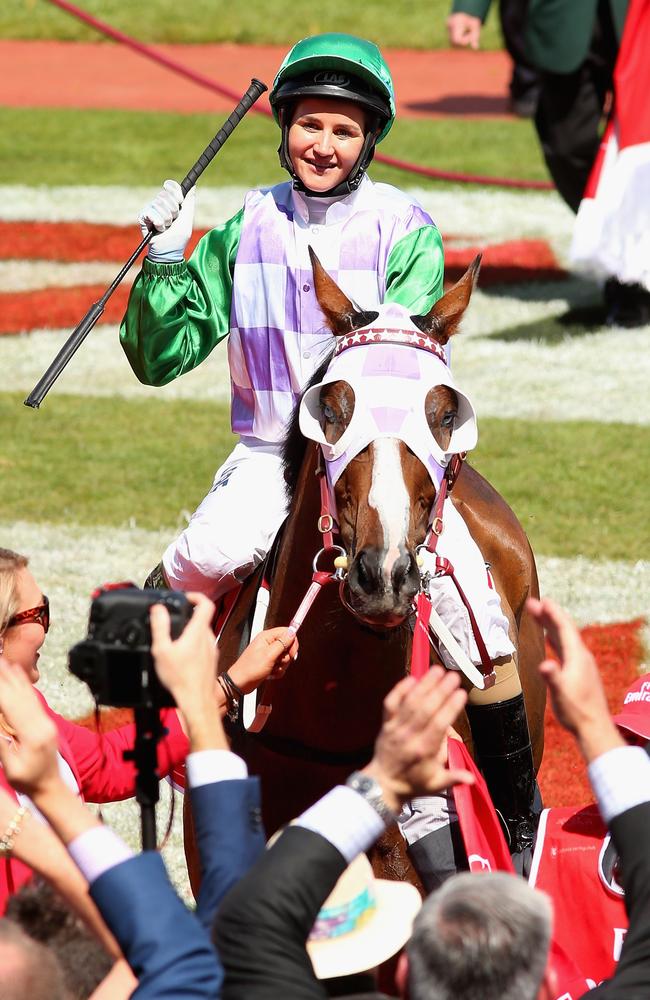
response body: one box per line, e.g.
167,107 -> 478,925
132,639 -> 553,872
121,621 -> 145,647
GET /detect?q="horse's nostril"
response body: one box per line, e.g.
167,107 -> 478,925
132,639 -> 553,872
392,551 -> 419,595
351,548 -> 382,595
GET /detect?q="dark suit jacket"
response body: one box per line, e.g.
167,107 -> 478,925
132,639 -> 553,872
451,0 -> 628,73
585,801 -> 650,998
215,824 -> 351,1000
215,801 -> 650,999
91,775 -> 265,999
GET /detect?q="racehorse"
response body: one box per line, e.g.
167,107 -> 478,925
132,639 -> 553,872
185,251 -> 546,890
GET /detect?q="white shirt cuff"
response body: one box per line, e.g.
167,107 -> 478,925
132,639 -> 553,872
68,826 -> 134,885
589,745 -> 650,825
296,785 -> 386,864
186,750 -> 248,788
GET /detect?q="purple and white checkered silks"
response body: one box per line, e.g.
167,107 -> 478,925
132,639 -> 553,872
299,301 -> 478,496
227,177 -> 435,442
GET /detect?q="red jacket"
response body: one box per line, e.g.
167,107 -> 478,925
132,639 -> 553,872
0,691 -> 189,913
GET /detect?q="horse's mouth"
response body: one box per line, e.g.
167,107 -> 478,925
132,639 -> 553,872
340,582 -> 412,629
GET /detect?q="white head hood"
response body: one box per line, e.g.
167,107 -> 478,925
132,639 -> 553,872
299,303 -> 477,492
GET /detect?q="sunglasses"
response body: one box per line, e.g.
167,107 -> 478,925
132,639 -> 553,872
7,595 -> 50,634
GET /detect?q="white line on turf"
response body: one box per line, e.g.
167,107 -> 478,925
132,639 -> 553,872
0,184 -> 576,256
0,260 -> 133,293
3,308 -> 649,424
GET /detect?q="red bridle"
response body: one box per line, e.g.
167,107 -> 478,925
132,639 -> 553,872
245,447 -> 494,733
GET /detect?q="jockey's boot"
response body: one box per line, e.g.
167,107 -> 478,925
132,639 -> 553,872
465,692 -> 539,860
143,562 -> 169,590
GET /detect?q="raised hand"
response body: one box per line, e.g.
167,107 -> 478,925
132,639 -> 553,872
0,658 -> 59,795
149,592 -> 226,750
527,596 -> 624,761
362,666 -> 474,813
138,179 -> 196,262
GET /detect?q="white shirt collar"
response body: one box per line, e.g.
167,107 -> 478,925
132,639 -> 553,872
291,174 -> 372,226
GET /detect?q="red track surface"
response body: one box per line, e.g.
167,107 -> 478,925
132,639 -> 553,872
0,220 -> 564,336
0,39 -> 514,119
538,619 -> 645,807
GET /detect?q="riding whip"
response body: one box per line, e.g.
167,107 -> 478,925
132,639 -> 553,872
24,77 -> 268,409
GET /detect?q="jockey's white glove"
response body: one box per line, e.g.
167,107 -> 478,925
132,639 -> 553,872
139,179 -> 196,263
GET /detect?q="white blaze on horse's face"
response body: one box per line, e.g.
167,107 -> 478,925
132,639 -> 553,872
367,438 -> 411,579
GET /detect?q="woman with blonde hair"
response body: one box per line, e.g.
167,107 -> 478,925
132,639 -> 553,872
0,546 -> 296,913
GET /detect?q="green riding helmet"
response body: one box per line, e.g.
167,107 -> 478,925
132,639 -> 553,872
269,33 -> 396,197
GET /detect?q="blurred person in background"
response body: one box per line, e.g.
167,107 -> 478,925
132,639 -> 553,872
569,0 -> 650,327
449,0 -> 650,327
447,0 -> 540,116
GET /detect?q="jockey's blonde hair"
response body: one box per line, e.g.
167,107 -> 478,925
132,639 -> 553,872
0,548 -> 29,638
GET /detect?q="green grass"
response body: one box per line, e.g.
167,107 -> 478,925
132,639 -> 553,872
1,0 -> 504,49
474,420 -> 650,563
2,393 -> 234,529
2,391 -> 648,562
0,107 -> 548,188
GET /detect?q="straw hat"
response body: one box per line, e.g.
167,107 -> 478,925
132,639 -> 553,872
612,674 -> 650,741
306,852 -> 422,980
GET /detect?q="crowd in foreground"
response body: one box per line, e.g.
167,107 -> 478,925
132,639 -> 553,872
0,545 -> 649,999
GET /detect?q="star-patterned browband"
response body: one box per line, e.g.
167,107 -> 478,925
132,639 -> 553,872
334,327 -> 448,365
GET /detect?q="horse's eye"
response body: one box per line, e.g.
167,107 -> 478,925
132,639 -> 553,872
322,404 -> 337,424
441,412 -> 456,429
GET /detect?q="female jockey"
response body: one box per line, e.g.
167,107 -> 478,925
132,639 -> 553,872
120,32 -> 443,599
120,33 -> 539,864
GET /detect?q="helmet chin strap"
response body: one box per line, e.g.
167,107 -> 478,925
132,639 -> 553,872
278,126 -> 378,199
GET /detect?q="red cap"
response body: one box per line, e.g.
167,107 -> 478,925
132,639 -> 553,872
612,675 -> 650,741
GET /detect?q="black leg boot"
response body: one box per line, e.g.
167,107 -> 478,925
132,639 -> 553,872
465,693 -> 541,871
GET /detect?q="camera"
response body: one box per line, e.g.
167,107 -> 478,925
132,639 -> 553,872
69,585 -> 193,708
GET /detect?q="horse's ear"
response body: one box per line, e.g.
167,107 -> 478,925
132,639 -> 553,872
309,246 -> 378,336
410,254 -> 482,344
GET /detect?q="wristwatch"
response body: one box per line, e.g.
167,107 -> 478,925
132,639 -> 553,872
346,770 -> 396,824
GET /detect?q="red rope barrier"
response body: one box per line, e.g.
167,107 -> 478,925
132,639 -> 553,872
377,152 -> 553,191
46,0 -> 269,110
45,0 -> 555,192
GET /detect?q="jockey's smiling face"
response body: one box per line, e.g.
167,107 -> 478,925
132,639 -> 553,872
288,98 -> 366,194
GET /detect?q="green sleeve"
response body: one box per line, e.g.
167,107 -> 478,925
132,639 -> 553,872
119,207 -> 244,386
384,225 -> 445,315
450,0 -> 492,20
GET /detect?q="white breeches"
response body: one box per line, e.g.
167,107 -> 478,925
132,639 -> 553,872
162,438 -> 289,600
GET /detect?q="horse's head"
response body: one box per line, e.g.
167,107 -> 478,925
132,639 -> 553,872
298,248 -> 481,628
